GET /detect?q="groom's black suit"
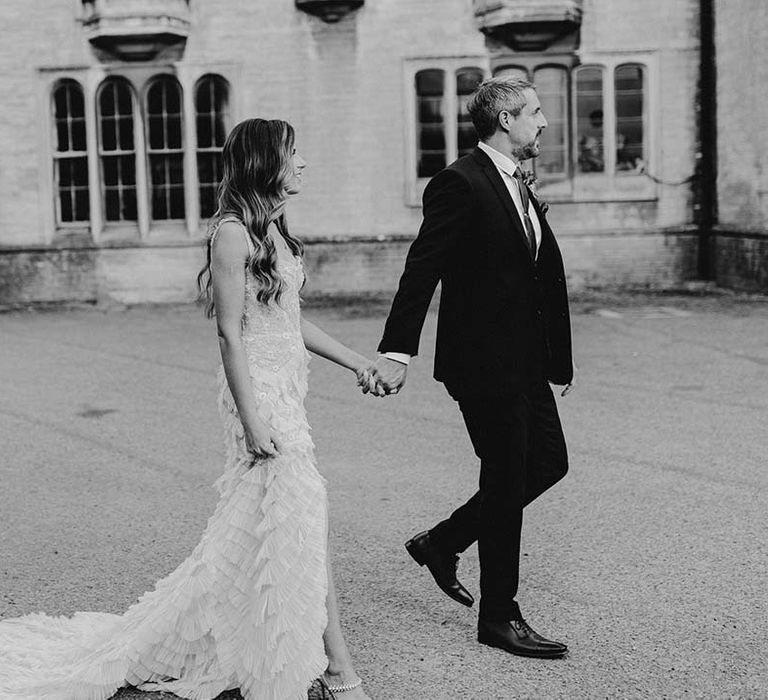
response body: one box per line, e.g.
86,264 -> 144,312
379,146 -> 573,621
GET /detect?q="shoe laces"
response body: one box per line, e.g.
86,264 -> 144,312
515,618 -> 534,636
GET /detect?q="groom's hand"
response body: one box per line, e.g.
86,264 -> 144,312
371,356 -> 408,396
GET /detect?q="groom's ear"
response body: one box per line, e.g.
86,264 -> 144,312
497,109 -> 512,133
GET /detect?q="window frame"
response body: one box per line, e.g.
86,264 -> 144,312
41,63 -> 239,243
404,56 -> 490,206
51,78 -> 90,228
570,51 -> 658,202
96,76 -> 140,226
143,74 -> 186,222
405,52 -> 658,206
194,73 -> 231,220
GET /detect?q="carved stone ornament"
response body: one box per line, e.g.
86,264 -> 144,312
82,0 -> 191,61
295,0 -> 365,23
473,0 -> 583,52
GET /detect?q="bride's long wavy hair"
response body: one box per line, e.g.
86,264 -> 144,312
197,118 -> 304,318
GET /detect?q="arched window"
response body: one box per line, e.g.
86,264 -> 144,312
456,68 -> 483,158
97,77 -> 137,222
415,69 -> 446,178
52,80 -> 89,224
575,66 -> 605,173
533,66 -> 568,177
195,75 -> 230,218
146,76 -> 185,220
615,64 -> 645,172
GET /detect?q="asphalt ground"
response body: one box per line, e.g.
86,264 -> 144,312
0,290 -> 766,699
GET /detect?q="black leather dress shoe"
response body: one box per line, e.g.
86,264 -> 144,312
405,531 -> 474,607
477,617 -> 568,658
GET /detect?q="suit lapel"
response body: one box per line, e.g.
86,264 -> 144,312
471,148 -> 536,263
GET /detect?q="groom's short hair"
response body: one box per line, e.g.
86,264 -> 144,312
468,77 -> 535,140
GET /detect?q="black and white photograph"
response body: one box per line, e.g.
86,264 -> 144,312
0,1 -> 766,698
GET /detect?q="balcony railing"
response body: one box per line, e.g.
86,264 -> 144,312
82,0 -> 191,60
474,0 -> 583,51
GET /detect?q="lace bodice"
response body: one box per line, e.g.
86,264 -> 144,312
210,217 -> 313,462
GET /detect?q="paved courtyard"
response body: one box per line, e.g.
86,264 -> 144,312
1,291 -> 766,699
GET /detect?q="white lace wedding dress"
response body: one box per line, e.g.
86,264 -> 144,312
0,218 -> 329,700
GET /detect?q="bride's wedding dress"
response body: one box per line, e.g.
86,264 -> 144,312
0,218 -> 329,700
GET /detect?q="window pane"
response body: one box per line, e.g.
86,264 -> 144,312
418,153 -> 446,178
55,157 -> 89,223
122,187 -> 137,220
100,84 -> 116,117
150,154 -> 185,220
74,189 -> 89,221
576,67 -> 604,173
103,157 -> 118,186
54,86 -> 69,120
59,159 -> 73,187
99,80 -> 134,153
102,154 -> 137,222
148,116 -> 165,149
60,190 -> 73,222
419,124 -> 446,151
53,81 -> 88,154
615,64 -> 644,171
101,119 -> 117,152
457,68 -> 482,157
120,154 -> 136,186
72,158 -> 88,186
214,113 -> 227,147
105,189 -> 120,220
418,97 -> 443,124
197,114 -> 212,148
416,69 -> 446,178
415,69 -> 444,97
200,184 -> 217,218
118,116 -> 134,151
56,120 -> 70,152
71,118 -> 86,152
167,116 -> 182,150
533,67 -> 568,176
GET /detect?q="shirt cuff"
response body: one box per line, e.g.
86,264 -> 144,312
381,352 -> 411,366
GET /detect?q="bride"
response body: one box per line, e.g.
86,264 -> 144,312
0,118 -> 374,700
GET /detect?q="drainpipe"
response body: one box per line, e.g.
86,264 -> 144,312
696,0 -> 717,280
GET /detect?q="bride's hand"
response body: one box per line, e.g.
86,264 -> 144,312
244,416 -> 283,462
355,362 -> 381,396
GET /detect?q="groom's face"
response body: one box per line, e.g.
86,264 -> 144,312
507,88 -> 548,161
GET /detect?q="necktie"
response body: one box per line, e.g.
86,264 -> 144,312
512,168 -> 537,259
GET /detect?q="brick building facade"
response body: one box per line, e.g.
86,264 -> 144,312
0,0 -> 764,305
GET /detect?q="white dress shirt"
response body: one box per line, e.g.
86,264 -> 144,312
476,141 -> 542,257
383,142 -> 543,367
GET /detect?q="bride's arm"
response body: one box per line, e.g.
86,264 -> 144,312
300,316 -> 371,379
212,224 -> 282,456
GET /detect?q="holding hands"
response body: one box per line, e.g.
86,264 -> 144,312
355,356 -> 407,397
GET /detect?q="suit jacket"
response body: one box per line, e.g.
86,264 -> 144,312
378,146 -> 573,398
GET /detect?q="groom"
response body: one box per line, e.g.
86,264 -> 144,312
371,77 -> 574,658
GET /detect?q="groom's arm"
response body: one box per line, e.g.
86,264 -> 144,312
378,168 -> 473,357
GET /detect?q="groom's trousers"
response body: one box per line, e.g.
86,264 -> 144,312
428,377 -> 568,622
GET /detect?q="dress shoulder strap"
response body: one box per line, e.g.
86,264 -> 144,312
209,216 -> 256,257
